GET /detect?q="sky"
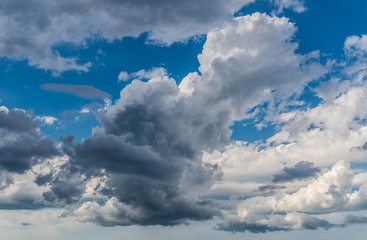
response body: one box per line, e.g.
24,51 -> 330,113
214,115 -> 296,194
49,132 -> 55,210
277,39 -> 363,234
1,0 -> 367,239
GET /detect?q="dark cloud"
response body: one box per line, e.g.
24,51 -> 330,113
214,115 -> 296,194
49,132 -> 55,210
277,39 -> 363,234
343,215 -> 367,225
0,108 -> 59,173
216,220 -> 288,233
0,108 -> 38,132
63,77 -> 229,225
94,174 -> 221,226
272,161 -> 320,183
257,184 -> 286,192
40,84 -> 111,100
301,216 -> 335,230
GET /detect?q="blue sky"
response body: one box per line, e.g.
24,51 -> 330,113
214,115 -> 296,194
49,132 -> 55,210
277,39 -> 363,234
1,0 -> 367,239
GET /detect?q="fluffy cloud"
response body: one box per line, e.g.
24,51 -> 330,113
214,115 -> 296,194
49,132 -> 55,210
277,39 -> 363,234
0,107 -> 59,173
217,161 -> 356,232
204,33 -> 367,232
3,10 -> 367,233
57,13 -> 324,226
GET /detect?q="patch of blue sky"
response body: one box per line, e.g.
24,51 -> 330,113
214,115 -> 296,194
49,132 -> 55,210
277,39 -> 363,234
351,162 -> 367,172
0,33 -> 205,141
230,83 -> 322,143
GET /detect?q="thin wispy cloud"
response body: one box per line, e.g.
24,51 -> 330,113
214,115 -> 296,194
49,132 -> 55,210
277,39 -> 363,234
40,84 -> 111,100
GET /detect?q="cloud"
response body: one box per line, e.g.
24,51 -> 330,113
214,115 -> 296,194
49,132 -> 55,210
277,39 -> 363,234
0,0 -> 311,73
118,68 -> 169,83
36,116 -> 58,125
117,71 -> 130,82
217,162 -> 355,232
3,11 -> 367,233
272,161 -> 320,183
40,84 -> 111,100
0,0 -> 256,72
0,107 -> 59,173
56,13 -> 324,227
273,0 -> 306,13
203,33 -> 367,232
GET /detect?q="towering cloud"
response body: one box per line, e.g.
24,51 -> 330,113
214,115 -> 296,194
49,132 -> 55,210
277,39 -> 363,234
59,13 -> 324,226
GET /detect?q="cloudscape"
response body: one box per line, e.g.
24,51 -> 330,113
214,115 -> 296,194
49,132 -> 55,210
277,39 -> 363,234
1,0 -> 367,239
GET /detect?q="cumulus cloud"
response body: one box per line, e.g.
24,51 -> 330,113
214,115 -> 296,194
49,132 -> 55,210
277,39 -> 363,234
3,10 -> 367,233
201,33 -> 367,232
0,107 -> 59,173
50,13 -> 325,227
0,107 -> 63,209
217,161 -> 355,232
40,84 -> 111,100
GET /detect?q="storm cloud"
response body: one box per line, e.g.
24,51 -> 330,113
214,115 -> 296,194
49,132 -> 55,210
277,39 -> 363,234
0,108 -> 59,173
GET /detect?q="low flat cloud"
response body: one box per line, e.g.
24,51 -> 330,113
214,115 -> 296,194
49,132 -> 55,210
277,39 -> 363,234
40,84 -> 111,100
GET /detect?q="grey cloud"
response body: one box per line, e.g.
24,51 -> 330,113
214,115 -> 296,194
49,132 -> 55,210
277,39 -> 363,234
0,109 -> 38,132
0,0 -> 253,72
53,13 -> 324,227
217,220 -> 288,233
272,161 -> 320,183
217,215 -> 335,233
66,77 -> 227,225
0,138 -> 58,173
257,184 -> 286,192
343,215 -> 367,225
0,0 -> 306,73
351,141 -> 367,151
0,13 -> 327,228
40,84 -> 111,100
95,174 -> 221,226
301,216 -> 335,230
0,108 -> 59,173
75,134 -> 180,179
0,199 -> 48,210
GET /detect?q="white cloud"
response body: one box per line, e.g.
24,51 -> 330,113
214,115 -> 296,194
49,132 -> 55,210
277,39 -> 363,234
273,0 -> 306,13
117,71 -> 130,82
202,32 -> 367,232
118,67 -> 170,83
36,116 -> 58,125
